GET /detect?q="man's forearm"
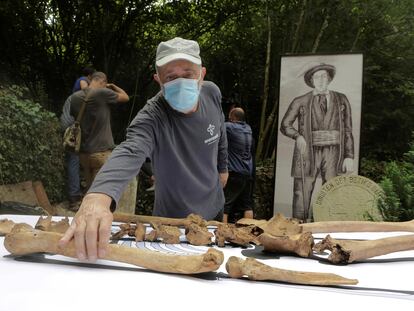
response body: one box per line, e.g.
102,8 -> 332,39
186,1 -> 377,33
108,83 -> 129,102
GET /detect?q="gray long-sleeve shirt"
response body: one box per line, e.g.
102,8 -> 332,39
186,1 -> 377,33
89,81 -> 228,220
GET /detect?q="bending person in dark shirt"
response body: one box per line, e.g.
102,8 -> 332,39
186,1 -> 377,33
59,37 -> 228,262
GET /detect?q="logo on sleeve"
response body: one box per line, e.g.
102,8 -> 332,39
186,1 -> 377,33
207,124 -> 215,136
204,123 -> 219,145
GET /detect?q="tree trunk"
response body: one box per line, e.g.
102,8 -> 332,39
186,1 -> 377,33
291,0 -> 307,53
350,27 -> 362,52
311,12 -> 329,53
256,7 -> 272,160
256,97 -> 278,160
264,108 -> 279,158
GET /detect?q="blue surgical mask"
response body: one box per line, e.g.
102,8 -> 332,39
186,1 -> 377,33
163,77 -> 200,113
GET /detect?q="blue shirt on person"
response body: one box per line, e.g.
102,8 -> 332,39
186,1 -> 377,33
225,121 -> 253,176
72,76 -> 89,93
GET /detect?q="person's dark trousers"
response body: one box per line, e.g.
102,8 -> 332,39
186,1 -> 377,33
65,151 -> 81,200
224,171 -> 253,217
214,208 -> 224,222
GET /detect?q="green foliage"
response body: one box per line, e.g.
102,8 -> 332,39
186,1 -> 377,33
378,136 -> 414,221
0,0 -> 414,205
359,158 -> 386,183
0,85 -> 65,202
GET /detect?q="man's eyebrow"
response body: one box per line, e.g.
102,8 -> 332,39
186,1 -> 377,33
164,68 -> 196,76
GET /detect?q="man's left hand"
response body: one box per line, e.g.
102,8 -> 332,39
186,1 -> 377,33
342,158 -> 354,173
220,172 -> 229,188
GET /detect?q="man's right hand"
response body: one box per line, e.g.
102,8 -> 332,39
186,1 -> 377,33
296,135 -> 307,155
106,83 -> 129,103
58,193 -> 113,261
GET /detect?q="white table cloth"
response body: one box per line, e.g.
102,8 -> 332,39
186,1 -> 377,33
1,215 -> 413,311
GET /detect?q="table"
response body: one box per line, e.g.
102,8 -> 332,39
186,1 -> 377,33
1,215 -> 413,311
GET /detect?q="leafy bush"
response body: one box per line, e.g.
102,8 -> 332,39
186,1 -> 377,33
359,158 -> 387,183
378,136 -> 414,221
0,85 -> 65,202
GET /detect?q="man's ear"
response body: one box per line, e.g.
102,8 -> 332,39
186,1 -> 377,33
201,67 -> 207,80
154,73 -> 161,85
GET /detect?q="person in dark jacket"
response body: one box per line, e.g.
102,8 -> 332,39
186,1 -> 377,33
223,107 -> 254,223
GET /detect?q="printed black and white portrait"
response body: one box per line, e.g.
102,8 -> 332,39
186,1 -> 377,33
273,53 -> 363,221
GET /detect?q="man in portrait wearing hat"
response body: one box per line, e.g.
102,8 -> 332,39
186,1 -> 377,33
59,37 -> 228,261
280,63 -> 354,221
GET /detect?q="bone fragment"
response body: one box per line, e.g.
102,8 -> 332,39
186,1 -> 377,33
259,231 -> 314,257
185,223 -> 213,246
48,217 -> 70,233
134,223 -> 146,242
145,224 -> 181,244
301,219 -> 414,233
35,216 -> 70,234
314,234 -> 414,264
34,215 -> 51,231
0,219 -> 17,236
4,224 -> 224,274
236,218 -> 267,227
261,214 -> 303,235
237,214 -> 303,236
145,228 -> 157,241
226,256 -> 358,286
214,224 -> 258,247
112,223 -> 134,240
112,223 -> 147,242
155,224 -> 181,244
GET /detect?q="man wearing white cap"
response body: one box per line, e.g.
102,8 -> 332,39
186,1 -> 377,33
280,63 -> 354,221
60,37 -> 228,261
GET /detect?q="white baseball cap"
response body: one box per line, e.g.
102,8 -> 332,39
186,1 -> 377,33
155,37 -> 202,67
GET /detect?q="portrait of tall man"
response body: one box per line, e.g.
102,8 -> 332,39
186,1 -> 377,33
274,54 -> 363,221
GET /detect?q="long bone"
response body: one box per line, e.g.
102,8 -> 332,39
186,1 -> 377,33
301,219 -> 414,233
237,216 -> 414,234
113,213 -> 207,227
314,234 -> 414,264
4,224 -> 224,274
226,256 -> 358,286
